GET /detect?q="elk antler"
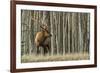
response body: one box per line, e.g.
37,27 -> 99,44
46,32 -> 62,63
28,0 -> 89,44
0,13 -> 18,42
40,25 -> 50,33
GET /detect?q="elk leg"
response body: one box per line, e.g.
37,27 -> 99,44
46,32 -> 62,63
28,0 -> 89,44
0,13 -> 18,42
43,47 -> 46,55
36,46 -> 39,55
43,46 -> 47,55
44,46 -> 50,55
47,45 -> 51,55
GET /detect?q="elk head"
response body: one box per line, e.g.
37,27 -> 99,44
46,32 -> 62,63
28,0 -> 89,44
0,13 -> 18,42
40,24 -> 52,37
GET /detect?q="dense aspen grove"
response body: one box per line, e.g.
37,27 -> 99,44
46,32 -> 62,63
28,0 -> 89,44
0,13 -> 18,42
21,10 -> 90,62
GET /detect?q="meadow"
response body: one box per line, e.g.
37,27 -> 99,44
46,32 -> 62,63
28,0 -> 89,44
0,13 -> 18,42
21,52 -> 89,63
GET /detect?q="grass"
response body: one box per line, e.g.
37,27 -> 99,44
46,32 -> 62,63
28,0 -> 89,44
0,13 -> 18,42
21,52 -> 89,63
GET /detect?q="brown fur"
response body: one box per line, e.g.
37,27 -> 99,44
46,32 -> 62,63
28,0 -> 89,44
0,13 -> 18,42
34,25 -> 52,55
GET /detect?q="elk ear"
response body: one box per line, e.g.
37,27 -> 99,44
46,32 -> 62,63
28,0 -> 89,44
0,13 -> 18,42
44,24 -> 48,30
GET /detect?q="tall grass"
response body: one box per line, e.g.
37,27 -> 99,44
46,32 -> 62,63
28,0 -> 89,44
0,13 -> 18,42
21,52 -> 89,63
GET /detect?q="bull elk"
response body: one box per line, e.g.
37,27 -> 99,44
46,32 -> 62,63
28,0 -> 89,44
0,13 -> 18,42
34,24 -> 52,55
